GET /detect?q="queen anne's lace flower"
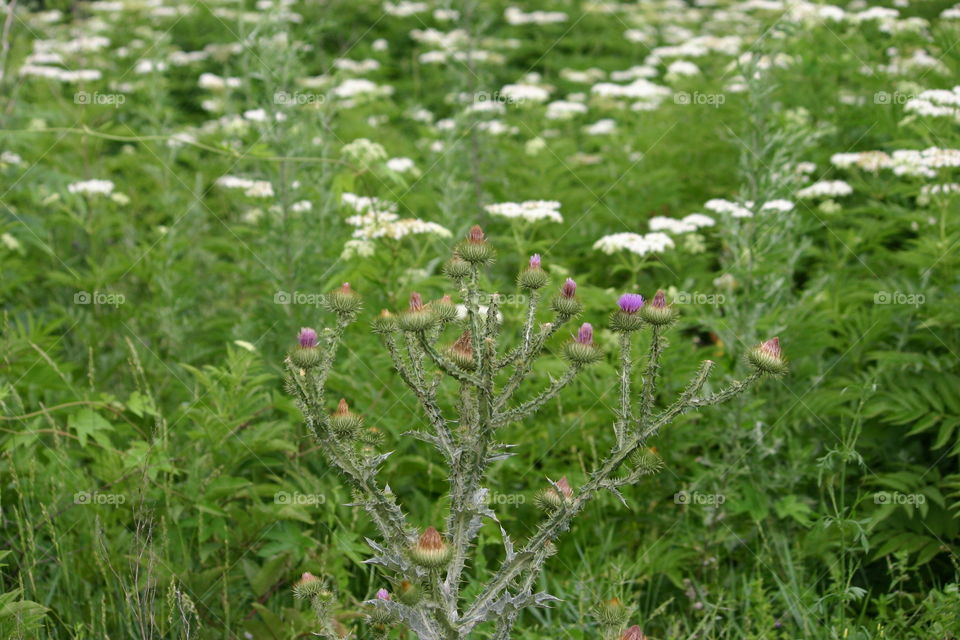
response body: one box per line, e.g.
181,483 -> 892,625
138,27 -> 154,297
593,232 -> 675,256
485,200 -> 563,223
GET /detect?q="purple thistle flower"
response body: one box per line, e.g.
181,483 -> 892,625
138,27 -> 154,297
575,323 -> 593,345
561,278 -> 577,298
376,588 -> 390,601
618,293 -> 644,314
298,327 -> 318,348
651,290 -> 667,308
529,254 -> 542,269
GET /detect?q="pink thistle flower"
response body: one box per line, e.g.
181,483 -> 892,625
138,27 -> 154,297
298,327 -> 318,348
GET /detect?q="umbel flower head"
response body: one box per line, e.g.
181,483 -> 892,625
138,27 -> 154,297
564,323 -> 601,365
551,277 -> 583,318
641,290 -> 677,326
447,331 -> 475,370
536,476 -> 575,511
290,327 -> 321,368
398,292 -> 437,332
610,293 -> 645,332
329,398 -> 363,438
518,253 -> 549,289
325,282 -> 362,316
747,336 -> 788,375
456,225 -> 494,264
409,527 -> 452,568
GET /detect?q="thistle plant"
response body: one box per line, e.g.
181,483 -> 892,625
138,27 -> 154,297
283,226 -> 785,639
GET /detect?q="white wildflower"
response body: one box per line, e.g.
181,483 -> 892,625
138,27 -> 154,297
485,200 -> 563,223
593,232 -> 675,256
68,179 -> 114,195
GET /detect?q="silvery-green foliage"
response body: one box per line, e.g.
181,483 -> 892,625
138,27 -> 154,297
283,229 -> 780,638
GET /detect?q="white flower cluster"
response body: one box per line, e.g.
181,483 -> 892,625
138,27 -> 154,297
339,192 -> 451,257
590,78 -> 672,110
545,100 -> 588,120
701,198 -> 797,217
20,65 -> 101,82
904,87 -> 960,120
593,232 -> 675,257
67,179 -> 114,195
500,83 -> 551,104
704,199 -> 754,218
832,148 -> 960,178
386,157 -> 417,173
484,200 -> 563,223
216,176 -> 275,198
504,7 -> 567,25
795,180 -> 853,199
649,214 -> 715,234
918,183 -> 960,205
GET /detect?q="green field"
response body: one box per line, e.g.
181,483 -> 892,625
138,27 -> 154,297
1,0 -> 959,638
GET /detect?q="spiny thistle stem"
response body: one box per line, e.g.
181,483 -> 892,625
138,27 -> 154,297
417,333 -> 483,386
637,326 -> 665,430
616,332 -> 635,447
494,365 -> 582,427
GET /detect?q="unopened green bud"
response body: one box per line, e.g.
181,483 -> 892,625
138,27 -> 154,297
371,309 -> 398,334
444,257 -> 472,280
747,336 -> 788,375
640,290 -> 676,326
432,295 -> 458,323
398,292 -> 437,332
329,398 -> 362,438
594,597 -> 630,627
456,225 -> 494,264
325,282 -> 362,316
409,527 -> 451,568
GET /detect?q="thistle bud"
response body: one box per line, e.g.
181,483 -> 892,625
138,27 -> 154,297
432,294 -> 458,323
640,290 -> 677,326
447,331 -> 475,370
397,580 -> 422,605
629,447 -> 664,475
329,398 -> 363,438
299,327 -> 318,347
517,253 -> 549,290
368,588 -> 397,625
325,282 -> 362,316
371,309 -> 398,334
290,327 -> 322,368
536,476 -> 575,511
594,597 -> 630,627
563,323 -> 601,365
293,572 -> 327,600
409,527 -> 452,568
551,278 -> 583,318
620,626 -> 648,640
456,225 -> 494,264
610,293 -> 645,332
444,256 -> 472,280
747,336 -> 788,375
398,292 -> 437,332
